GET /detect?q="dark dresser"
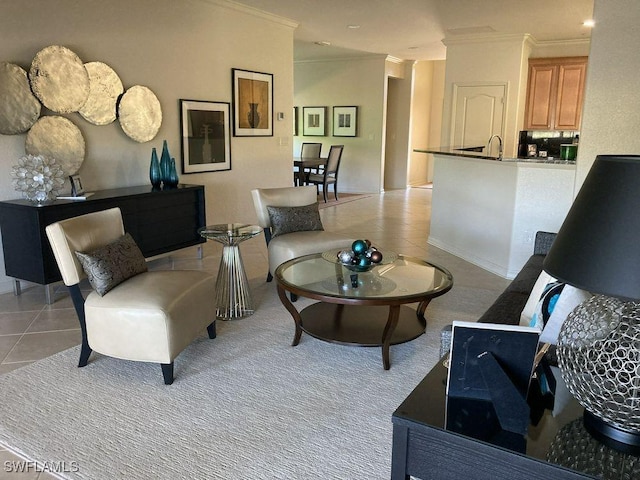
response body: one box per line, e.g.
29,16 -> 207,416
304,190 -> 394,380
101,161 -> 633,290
0,184 -> 206,302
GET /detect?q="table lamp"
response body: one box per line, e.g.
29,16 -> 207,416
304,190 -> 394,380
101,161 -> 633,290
543,154 -> 640,453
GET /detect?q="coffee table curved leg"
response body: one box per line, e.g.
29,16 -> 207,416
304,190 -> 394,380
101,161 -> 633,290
416,298 -> 432,321
277,284 -> 303,346
381,305 -> 401,370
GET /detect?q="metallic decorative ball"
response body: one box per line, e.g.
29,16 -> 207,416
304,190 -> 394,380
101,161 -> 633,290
338,250 -> 353,264
370,250 -> 383,263
358,256 -> 371,267
352,239 -> 367,255
364,239 -> 372,248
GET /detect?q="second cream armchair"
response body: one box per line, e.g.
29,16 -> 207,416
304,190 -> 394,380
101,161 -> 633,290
251,186 -> 354,282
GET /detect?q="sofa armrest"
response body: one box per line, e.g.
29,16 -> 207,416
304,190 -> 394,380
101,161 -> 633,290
533,231 -> 556,255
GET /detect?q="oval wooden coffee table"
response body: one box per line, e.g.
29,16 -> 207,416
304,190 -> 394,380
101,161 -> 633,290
275,252 -> 453,369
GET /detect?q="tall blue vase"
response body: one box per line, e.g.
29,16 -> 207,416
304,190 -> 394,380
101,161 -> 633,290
166,158 -> 179,188
160,140 -> 171,186
149,148 -> 161,189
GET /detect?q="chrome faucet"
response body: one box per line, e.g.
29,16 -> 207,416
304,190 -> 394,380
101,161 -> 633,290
487,134 -> 503,160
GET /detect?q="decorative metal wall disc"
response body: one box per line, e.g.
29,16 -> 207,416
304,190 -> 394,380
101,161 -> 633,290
0,62 -> 41,135
29,45 -> 90,113
117,85 -> 162,143
79,61 -> 124,125
25,116 -> 85,175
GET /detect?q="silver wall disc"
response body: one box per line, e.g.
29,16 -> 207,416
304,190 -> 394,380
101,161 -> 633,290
25,116 -> 85,175
0,62 -> 41,135
117,85 -> 162,143
29,45 -> 90,113
79,61 -> 124,126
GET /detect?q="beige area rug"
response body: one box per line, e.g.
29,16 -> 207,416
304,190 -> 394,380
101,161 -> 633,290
0,279 -> 471,480
317,193 -> 372,209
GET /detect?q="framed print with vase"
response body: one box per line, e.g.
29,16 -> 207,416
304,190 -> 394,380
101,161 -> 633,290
180,99 -> 231,174
333,106 -> 358,137
232,68 -> 273,137
302,106 -> 327,136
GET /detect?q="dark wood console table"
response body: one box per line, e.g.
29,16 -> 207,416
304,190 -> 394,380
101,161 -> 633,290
391,359 -> 640,479
0,184 -> 206,303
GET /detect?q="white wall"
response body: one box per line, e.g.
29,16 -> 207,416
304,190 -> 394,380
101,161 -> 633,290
440,34 -> 533,158
409,60 -> 445,185
294,56 -> 387,194
0,0 -> 295,293
384,61 -> 413,190
575,0 -> 640,189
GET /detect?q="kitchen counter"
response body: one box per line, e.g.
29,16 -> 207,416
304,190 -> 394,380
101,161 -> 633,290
414,147 -> 576,164
427,152 -> 576,279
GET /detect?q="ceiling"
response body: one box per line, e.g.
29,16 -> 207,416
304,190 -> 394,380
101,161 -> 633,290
233,0 -> 594,61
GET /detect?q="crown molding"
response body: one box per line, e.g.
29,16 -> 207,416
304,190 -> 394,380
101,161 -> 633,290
443,33 -> 533,47
294,53 -> 388,65
199,0 -> 299,29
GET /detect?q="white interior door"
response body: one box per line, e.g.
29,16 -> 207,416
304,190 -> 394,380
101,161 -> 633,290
451,84 -> 506,155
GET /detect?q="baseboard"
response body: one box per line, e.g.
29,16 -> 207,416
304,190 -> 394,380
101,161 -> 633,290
427,236 -> 515,280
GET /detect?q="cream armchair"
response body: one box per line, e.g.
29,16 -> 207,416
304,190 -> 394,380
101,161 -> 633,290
45,207 -> 216,385
251,186 -> 354,282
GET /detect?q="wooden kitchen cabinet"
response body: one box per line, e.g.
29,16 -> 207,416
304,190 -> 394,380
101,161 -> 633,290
524,56 -> 587,130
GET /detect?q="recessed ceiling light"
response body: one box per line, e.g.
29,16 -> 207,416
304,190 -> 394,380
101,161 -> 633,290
347,25 -> 360,29
314,41 -> 331,46
583,19 -> 595,27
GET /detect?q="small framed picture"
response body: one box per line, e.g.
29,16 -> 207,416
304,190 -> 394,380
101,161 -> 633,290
232,68 -> 273,137
302,106 -> 327,136
333,106 -> 358,137
69,175 -> 84,196
293,106 -> 299,136
180,99 -> 232,174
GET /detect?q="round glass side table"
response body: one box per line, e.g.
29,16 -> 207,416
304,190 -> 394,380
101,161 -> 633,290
198,223 -> 262,320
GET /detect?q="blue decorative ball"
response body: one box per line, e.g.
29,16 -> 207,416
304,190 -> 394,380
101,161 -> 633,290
352,239 -> 367,255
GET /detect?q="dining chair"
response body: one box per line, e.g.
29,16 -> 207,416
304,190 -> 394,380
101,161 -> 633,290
296,142 -> 323,185
306,145 -> 344,202
45,207 -> 217,385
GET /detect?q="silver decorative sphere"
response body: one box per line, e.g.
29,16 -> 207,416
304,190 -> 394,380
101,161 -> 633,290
557,295 -> 640,433
338,250 -> 353,264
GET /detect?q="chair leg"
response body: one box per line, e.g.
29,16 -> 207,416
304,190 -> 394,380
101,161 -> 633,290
161,362 -> 174,385
267,271 -> 273,282
207,321 -> 216,339
78,341 -> 92,367
334,184 -> 339,201
290,292 -> 298,302
323,184 -> 328,203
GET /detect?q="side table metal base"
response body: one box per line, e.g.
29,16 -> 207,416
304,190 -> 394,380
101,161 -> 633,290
215,245 -> 254,319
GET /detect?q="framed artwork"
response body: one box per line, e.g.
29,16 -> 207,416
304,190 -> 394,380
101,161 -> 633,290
293,106 -> 299,136
333,106 -> 358,137
180,99 -> 231,174
232,68 -> 273,137
302,106 -> 327,136
69,174 -> 84,196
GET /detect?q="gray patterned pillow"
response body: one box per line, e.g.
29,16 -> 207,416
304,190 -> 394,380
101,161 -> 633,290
267,203 -> 324,238
75,233 -> 148,296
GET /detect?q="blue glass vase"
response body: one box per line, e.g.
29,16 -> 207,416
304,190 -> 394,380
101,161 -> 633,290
160,140 -> 171,186
166,158 -> 179,188
149,147 -> 161,189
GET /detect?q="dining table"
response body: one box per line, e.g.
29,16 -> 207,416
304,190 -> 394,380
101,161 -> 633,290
293,156 -> 326,186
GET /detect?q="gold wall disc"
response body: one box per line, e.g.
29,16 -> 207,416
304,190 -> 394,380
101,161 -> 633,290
0,62 -> 41,135
117,85 -> 162,143
79,61 -> 124,126
25,116 -> 86,175
29,45 -> 90,113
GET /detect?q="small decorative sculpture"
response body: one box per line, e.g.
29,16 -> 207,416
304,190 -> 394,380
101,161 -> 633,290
11,154 -> 65,204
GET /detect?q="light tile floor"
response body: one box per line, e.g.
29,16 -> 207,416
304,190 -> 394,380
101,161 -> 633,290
0,187 -> 510,479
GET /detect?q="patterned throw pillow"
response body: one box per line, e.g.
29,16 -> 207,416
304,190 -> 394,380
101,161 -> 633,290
266,203 -> 324,238
75,233 -> 148,296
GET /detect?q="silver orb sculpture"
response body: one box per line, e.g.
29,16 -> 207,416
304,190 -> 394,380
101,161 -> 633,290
11,154 -> 65,204
557,295 -> 640,433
